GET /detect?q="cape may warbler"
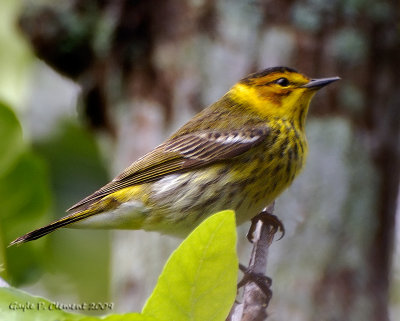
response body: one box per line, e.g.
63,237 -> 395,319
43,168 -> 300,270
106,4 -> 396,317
11,67 -> 339,245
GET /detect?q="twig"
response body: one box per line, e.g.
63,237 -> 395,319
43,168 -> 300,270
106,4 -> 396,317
227,202 -> 282,321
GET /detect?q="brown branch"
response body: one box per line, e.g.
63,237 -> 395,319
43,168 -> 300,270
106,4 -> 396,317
227,202 -> 283,321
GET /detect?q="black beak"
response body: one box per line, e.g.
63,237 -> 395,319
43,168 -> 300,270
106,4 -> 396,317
302,77 -> 340,89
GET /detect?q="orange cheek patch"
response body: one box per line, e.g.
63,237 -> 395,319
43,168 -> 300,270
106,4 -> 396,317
258,89 -> 291,107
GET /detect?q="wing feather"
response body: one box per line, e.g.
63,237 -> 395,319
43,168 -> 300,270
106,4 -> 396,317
68,126 -> 270,212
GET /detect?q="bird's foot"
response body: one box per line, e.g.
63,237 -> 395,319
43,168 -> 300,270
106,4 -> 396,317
237,264 -> 272,300
247,210 -> 285,243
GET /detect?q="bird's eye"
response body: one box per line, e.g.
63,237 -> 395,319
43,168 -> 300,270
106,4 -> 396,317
275,78 -> 290,87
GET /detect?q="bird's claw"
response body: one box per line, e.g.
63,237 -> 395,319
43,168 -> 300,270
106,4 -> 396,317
247,210 -> 285,243
238,264 -> 272,299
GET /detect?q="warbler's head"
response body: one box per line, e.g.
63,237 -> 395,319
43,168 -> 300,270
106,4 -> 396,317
229,67 -> 340,128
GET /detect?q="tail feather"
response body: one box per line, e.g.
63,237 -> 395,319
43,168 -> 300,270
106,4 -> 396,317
9,211 -> 94,246
9,190 -> 134,246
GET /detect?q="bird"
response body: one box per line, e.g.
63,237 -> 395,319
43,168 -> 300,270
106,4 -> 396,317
10,66 -> 339,246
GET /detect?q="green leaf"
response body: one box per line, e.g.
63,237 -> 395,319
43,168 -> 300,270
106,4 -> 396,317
0,152 -> 51,285
142,210 -> 238,321
0,102 -> 24,178
0,102 -> 51,285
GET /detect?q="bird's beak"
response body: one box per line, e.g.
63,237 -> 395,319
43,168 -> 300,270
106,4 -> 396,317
301,77 -> 340,89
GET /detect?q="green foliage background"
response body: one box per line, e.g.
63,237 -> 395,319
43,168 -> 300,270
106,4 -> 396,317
0,101 -> 111,307
0,2 -> 114,307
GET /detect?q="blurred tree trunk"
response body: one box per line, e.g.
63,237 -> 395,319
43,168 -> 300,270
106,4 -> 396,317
19,0 -> 399,319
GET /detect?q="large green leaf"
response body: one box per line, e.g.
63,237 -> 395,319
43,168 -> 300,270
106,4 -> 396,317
142,210 -> 238,321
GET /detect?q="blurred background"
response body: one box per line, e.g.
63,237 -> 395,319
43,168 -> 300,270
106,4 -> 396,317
0,0 -> 399,320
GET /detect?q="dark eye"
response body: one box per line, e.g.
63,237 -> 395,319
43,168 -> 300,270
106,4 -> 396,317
275,78 -> 290,86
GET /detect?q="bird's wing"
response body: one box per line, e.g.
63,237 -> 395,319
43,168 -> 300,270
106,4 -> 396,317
68,126 -> 270,212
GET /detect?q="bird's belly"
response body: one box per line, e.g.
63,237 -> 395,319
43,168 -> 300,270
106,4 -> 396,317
143,149 -> 305,236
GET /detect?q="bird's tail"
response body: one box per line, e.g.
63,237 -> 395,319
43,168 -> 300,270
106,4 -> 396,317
9,210 -> 96,246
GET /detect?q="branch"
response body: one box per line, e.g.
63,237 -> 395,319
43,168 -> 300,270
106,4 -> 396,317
227,202 -> 283,321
